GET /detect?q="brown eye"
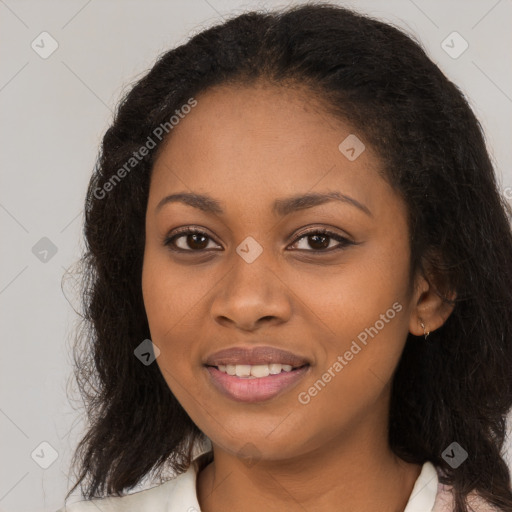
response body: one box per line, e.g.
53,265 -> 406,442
181,233 -> 209,250
164,228 -> 221,252
289,229 -> 353,252
163,227 -> 354,254
306,233 -> 330,250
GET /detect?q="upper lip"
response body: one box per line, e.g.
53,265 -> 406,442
204,346 -> 310,368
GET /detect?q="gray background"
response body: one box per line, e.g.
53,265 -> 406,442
1,0 -> 511,511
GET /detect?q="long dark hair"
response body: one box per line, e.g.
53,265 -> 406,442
65,3 -> 512,510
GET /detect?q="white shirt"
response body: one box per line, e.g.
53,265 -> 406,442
57,453 -> 440,511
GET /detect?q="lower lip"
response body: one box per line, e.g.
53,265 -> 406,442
205,365 -> 310,403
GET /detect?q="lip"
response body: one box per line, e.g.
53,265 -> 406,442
205,364 -> 311,403
204,346 -> 310,367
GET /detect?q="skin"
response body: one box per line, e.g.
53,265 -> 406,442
141,81 -> 455,512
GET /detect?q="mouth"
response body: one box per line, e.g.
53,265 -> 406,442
205,362 -> 309,378
203,345 -> 312,402
204,363 -> 311,403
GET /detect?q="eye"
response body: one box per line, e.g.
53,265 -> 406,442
288,228 -> 354,252
163,227 -> 355,253
163,227 -> 221,252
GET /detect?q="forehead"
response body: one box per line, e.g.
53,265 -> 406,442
149,83 -> 394,219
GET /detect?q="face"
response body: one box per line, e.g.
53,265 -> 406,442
142,82 -> 420,463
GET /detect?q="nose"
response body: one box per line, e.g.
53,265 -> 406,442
210,252 -> 293,331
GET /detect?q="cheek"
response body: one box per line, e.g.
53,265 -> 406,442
295,235 -> 411,397
141,256 -> 198,406
292,296 -> 408,437
141,247 -> 218,401
142,252 -> 188,383
142,251 -> 171,339
142,246 -> 205,341
291,237 -> 411,340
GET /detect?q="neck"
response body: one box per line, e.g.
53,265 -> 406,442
196,421 -> 422,512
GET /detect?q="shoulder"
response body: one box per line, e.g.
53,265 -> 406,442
55,465 -> 200,512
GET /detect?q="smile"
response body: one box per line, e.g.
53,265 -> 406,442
204,364 -> 310,403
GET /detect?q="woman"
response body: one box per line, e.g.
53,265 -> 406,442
59,3 -> 512,511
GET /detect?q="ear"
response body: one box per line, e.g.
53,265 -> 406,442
408,272 -> 457,337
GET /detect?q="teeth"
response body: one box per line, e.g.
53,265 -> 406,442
216,363 -> 297,378
250,365 -> 270,378
235,364 -> 251,377
269,363 -> 282,374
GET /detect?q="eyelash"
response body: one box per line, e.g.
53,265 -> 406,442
163,227 -> 354,254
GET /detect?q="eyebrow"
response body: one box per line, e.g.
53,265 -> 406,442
156,191 -> 372,218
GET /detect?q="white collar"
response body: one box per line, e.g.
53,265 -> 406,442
403,461 -> 439,512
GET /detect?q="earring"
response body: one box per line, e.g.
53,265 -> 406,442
420,320 -> 430,340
